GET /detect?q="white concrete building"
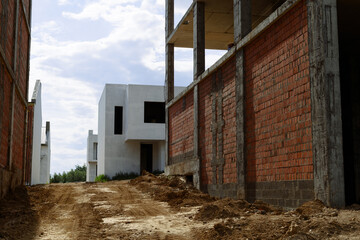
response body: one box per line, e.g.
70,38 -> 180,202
91,84 -> 184,180
30,80 -> 51,185
40,122 -> 51,184
86,130 -> 98,182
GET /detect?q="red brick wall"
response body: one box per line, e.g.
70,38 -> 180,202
25,105 -> 34,185
244,0 -> 313,183
198,75 -> 213,183
199,57 -> 237,185
168,89 -> 194,163
0,71 -> 12,168
167,1 -> 313,204
0,1 -> 31,195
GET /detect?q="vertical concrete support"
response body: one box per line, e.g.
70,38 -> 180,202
13,0 -> 20,71
8,83 -> 15,170
193,85 -> 200,189
165,0 -> 174,167
234,0 -> 251,199
192,1 -> 205,189
210,70 -> 225,184
307,0 -> 345,207
193,1 -> 205,79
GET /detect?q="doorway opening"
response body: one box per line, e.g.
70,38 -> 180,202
338,0 -> 360,205
140,144 -> 153,173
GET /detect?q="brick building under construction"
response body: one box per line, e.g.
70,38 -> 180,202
165,0 -> 360,208
0,0 -> 33,198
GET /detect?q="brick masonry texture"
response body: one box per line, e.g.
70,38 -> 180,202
244,0 -> 313,183
167,0 -> 314,207
0,1 -> 31,198
168,89 -> 194,165
198,58 -> 237,186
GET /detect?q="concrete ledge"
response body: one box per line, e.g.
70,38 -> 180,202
165,158 -> 198,175
165,158 -> 200,189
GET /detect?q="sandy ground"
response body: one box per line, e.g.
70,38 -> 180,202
0,173 -> 359,240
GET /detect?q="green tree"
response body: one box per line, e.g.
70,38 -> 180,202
50,164 -> 87,183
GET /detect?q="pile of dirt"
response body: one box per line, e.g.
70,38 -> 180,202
195,198 -> 250,221
295,200 -> 326,217
130,172 -> 214,208
194,198 -> 283,221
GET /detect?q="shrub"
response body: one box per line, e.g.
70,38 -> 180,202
112,172 -> 139,180
95,174 -> 110,182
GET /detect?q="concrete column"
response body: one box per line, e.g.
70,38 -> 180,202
234,0 -> 251,199
165,0 -> 174,167
165,0 -> 174,103
307,0 -> 345,207
193,84 -> 200,189
192,1 -> 205,189
193,1 -> 205,79
13,0 -> 20,71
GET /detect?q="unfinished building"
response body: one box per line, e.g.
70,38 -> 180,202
0,0 -> 32,198
165,0 -> 360,208
96,84 -> 185,179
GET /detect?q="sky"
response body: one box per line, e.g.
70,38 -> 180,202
29,0 -> 226,175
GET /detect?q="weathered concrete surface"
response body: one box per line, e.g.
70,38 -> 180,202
165,159 -> 200,189
234,0 -> 251,200
307,0 -> 345,207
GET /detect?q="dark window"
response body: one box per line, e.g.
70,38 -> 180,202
114,106 -> 123,134
144,102 -> 165,123
93,143 -> 98,160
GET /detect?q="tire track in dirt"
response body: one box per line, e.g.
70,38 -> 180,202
92,181 -> 211,240
29,183 -> 103,240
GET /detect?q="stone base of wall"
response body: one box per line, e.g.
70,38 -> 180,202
165,158 -> 200,189
247,180 -> 314,208
202,183 -> 239,199
0,168 -> 23,199
201,180 -> 314,208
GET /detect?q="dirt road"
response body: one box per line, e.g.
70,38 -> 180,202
0,174 -> 360,239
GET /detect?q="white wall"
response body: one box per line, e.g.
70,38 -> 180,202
40,123 -> 51,184
87,162 -> 97,181
86,130 -> 98,182
97,87 -> 107,176
97,84 -> 185,178
31,80 -> 42,185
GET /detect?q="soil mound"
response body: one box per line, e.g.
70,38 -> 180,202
130,173 -> 214,208
195,198 -> 250,221
295,200 -> 325,216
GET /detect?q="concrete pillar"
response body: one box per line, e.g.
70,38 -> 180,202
165,0 -> 174,103
193,1 -> 205,79
165,0 -> 174,167
307,0 -> 345,207
234,0 -> 251,199
192,1 -> 205,189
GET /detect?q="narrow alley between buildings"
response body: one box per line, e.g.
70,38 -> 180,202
1,173 -> 360,240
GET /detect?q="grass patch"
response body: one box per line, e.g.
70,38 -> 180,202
95,174 -> 110,182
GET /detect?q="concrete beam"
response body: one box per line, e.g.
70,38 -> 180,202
307,0 -> 345,207
234,0 -> 251,200
193,1 -> 205,79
